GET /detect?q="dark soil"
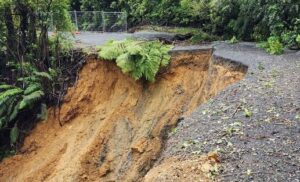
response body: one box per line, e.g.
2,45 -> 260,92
159,42 -> 300,181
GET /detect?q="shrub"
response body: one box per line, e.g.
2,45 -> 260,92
98,40 -> 173,82
229,36 -> 239,44
281,32 -> 300,49
259,36 -> 284,55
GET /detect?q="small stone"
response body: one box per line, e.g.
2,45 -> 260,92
131,138 -> 148,153
81,175 -> 88,179
207,151 -> 220,163
99,163 -> 110,177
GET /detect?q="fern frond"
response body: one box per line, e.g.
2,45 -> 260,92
18,76 -> 40,84
10,126 -> 19,144
33,71 -> 53,81
0,85 -> 16,91
0,88 -> 23,105
19,90 -> 45,110
8,103 -> 21,122
0,97 -> 17,117
116,53 -> 135,73
126,43 -> 143,55
99,40 -> 127,60
24,83 -> 43,95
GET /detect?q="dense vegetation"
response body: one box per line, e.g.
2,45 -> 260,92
0,0 -> 73,159
72,0 -> 300,50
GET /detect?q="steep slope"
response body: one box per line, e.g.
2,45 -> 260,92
0,49 -> 246,181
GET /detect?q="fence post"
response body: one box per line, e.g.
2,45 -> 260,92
125,12 -> 128,32
74,10 -> 79,31
50,12 -> 54,32
102,11 -> 105,32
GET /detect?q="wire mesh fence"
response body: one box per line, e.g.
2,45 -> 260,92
49,11 -> 127,32
52,11 -> 127,32
102,12 -> 127,32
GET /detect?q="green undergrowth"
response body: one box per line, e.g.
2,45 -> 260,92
258,36 -> 284,55
98,39 -> 173,82
0,65 -> 54,159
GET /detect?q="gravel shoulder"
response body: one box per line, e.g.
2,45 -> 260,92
160,42 -> 300,182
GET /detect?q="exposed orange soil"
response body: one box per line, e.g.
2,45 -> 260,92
144,154 -> 219,182
0,50 -> 245,182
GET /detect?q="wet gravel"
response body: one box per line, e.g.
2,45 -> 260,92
161,42 -> 300,182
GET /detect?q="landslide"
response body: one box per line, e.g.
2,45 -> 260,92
0,49 -> 246,182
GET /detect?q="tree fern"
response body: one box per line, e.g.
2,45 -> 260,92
99,39 -> 173,82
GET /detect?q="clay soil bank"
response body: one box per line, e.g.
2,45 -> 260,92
0,49 -> 246,181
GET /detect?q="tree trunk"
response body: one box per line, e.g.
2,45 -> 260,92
17,3 -> 29,56
39,26 -> 50,70
4,5 -> 16,61
28,8 -> 37,60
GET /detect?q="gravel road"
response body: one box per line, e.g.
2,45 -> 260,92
162,42 -> 300,182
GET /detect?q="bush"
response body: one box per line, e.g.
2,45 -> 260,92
98,40 -> 173,82
76,0 -> 300,51
259,36 -> 284,55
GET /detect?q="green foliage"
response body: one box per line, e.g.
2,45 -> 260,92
259,36 -> 284,55
99,40 -> 173,82
10,126 -> 19,145
0,67 -> 53,147
0,0 -> 71,158
23,84 -> 42,95
19,91 -> 45,110
190,31 -> 217,44
297,35 -> 300,43
229,36 -> 239,44
49,32 -> 74,55
76,0 -> 300,50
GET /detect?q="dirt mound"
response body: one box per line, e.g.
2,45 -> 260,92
0,49 -> 246,181
144,154 -> 218,182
